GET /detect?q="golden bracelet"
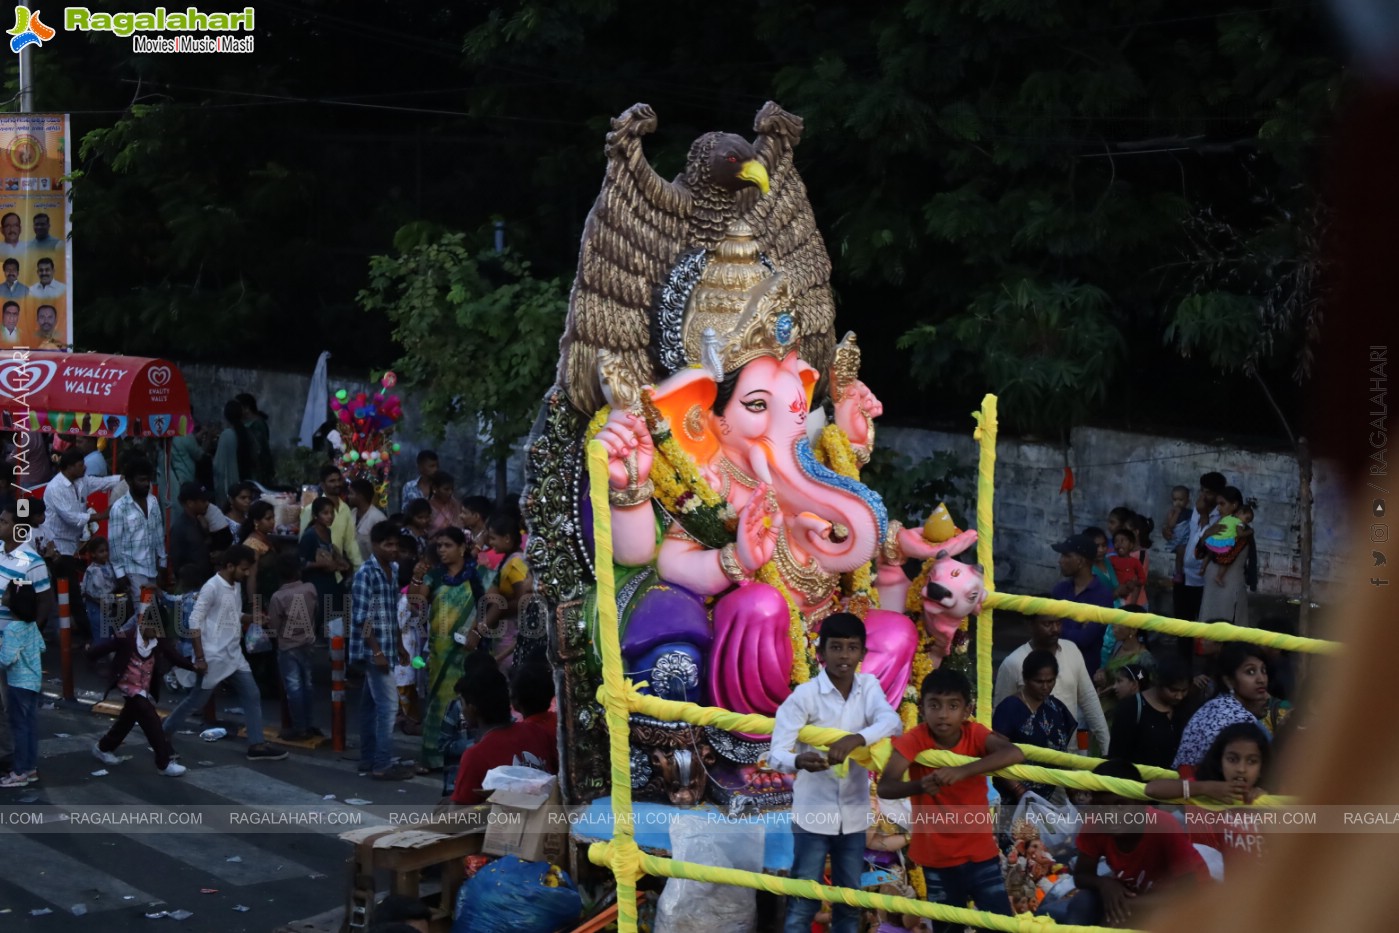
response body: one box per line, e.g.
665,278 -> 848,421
881,520 -> 905,564
608,478 -> 655,507
719,542 -> 751,585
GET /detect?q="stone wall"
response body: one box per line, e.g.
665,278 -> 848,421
175,360 -> 528,503
879,423 -> 1348,601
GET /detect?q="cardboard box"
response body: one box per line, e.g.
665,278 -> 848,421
481,780 -> 565,863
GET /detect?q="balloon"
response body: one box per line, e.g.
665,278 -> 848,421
348,450 -> 360,461
392,443 -> 401,452
337,408 -> 351,423
335,389 -> 348,402
382,371 -> 398,389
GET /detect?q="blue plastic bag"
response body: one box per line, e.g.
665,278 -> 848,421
452,856 -> 583,933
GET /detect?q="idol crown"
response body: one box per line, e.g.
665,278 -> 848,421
682,221 -> 798,382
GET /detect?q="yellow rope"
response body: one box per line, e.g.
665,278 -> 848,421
612,685 -> 1282,805
973,394 -> 998,725
581,397 -> 1315,932
586,441 -> 643,931
586,845 -> 1136,933
985,592 -> 1341,655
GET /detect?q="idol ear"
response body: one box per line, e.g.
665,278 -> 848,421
786,353 -> 820,411
647,368 -> 720,464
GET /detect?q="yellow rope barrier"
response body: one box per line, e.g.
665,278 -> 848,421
974,394 -> 998,726
614,685 -> 1284,805
985,593 -> 1340,655
584,844 -> 1137,933
579,400 -> 1311,933
586,441 -> 643,931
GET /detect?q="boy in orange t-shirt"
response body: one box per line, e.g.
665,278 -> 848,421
879,668 -> 1024,930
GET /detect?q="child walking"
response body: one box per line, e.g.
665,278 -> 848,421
162,545 -> 287,761
88,607 -> 202,776
878,668 -> 1024,932
768,613 -> 903,933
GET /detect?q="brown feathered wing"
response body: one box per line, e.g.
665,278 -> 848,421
556,103 -> 692,416
738,102 -> 838,388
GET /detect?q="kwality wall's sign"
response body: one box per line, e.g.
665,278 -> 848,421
0,352 -> 192,436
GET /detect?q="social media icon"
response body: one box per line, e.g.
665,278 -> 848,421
1376,499 -> 1388,517
1376,551 -> 1389,566
1374,524 -> 1390,543
16,499 -> 28,517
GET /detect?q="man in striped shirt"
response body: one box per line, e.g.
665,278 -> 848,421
108,456 -> 166,600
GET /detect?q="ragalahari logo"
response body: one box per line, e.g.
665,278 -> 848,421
9,6 -> 54,52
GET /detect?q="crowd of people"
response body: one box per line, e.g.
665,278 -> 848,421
0,414 -> 1304,929
0,415 -> 556,802
772,635 -> 1297,928
763,469 -> 1299,931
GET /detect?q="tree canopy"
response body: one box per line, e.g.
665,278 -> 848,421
28,0 -> 1341,441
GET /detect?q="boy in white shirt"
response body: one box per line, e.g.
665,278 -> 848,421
767,613 -> 903,933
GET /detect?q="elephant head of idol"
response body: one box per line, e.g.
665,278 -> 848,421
647,229 -> 888,574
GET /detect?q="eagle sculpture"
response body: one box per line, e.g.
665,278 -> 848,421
555,101 -> 837,415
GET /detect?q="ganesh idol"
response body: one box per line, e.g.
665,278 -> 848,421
521,101 -> 976,802
588,225 -> 971,719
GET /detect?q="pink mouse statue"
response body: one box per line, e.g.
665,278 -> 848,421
920,546 -> 986,658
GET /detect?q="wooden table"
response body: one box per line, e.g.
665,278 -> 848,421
338,812 -> 488,933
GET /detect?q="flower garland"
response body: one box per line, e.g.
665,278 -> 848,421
640,393 -> 737,550
817,424 -> 879,610
757,562 -> 816,686
901,634 -> 937,732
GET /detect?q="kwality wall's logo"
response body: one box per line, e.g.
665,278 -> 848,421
10,6 -> 256,54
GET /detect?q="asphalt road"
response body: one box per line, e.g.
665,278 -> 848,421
0,665 -> 442,933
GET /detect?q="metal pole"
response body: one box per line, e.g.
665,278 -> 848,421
18,45 -> 33,113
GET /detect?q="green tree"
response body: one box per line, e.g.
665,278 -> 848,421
458,1 -> 1339,435
901,278 -> 1123,528
358,232 -> 567,504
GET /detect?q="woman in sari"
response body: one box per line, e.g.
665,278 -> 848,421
410,526 -> 481,772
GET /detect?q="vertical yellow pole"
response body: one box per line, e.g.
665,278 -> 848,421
973,395 -> 998,726
586,441 -> 641,932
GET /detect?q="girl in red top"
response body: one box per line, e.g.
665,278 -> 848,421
1146,722 -> 1271,867
1108,530 -> 1147,607
878,668 -> 1024,930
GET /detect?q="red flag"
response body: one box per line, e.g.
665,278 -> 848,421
1060,467 -> 1075,493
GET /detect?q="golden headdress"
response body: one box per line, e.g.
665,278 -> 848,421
680,220 -> 800,382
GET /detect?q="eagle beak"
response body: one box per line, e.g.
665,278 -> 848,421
737,159 -> 770,195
